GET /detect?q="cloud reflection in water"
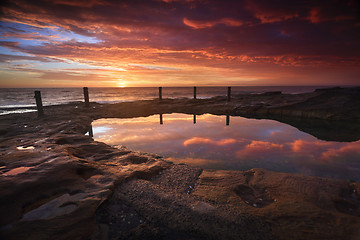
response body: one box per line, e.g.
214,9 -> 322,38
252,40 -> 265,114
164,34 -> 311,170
92,113 -> 360,181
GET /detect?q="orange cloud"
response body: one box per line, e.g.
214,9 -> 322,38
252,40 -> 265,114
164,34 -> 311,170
235,140 -> 284,159
1,0 -> 360,87
290,139 -> 333,153
245,0 -> 300,24
183,17 -> 242,29
307,7 -> 355,24
255,13 -> 299,23
308,8 -> 321,24
245,140 -> 283,151
320,141 -> 360,161
183,137 -> 237,146
53,0 -> 105,7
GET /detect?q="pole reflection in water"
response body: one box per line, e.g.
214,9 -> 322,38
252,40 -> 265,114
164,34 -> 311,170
161,114 -> 197,124
87,124 -> 94,137
160,114 -> 163,125
92,113 -> 360,182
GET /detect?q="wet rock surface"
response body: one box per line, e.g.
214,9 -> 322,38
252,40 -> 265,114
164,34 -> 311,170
0,87 -> 360,239
193,169 -> 360,240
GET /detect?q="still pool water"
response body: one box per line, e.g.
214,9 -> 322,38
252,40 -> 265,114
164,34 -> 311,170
92,113 -> 360,181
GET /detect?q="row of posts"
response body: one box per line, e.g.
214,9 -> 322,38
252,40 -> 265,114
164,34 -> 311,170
159,114 -> 230,126
34,87 -> 90,117
87,113 -> 230,136
34,87 -> 232,117
159,86 -> 231,101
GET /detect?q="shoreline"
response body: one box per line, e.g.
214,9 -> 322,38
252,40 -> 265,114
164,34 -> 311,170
1,85 -> 357,115
0,87 -> 360,239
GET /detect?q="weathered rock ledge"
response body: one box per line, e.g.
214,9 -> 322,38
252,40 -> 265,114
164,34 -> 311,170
0,87 -> 359,240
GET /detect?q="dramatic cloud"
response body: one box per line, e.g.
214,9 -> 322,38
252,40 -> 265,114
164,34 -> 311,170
183,17 -> 243,29
320,141 -> 360,162
290,139 -> 333,153
0,0 -> 359,87
183,137 -> 237,146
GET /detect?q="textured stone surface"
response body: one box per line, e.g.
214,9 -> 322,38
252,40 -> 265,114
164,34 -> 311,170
0,87 -> 360,239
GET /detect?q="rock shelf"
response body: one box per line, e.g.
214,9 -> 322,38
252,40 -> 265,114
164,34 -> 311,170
0,87 -> 359,239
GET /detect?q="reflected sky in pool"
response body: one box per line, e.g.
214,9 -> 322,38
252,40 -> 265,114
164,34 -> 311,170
92,114 -> 360,181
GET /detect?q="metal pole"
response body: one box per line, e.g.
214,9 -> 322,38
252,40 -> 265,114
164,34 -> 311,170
194,86 -> 197,99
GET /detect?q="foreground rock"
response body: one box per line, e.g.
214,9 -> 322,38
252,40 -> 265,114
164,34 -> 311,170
0,87 -> 359,239
193,169 -> 360,240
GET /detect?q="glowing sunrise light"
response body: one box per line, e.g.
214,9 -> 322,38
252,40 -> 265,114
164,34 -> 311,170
116,81 -> 127,88
0,0 -> 359,87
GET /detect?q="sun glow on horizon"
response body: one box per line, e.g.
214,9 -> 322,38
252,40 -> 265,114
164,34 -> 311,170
0,0 -> 359,87
117,83 -> 127,88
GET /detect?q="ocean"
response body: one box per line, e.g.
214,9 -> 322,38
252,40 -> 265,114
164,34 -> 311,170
0,86 -> 336,115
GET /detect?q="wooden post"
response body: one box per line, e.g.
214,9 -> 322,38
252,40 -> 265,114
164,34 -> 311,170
160,114 -> 163,125
159,87 -> 162,101
194,86 -> 197,99
34,91 -> 44,117
83,87 -> 89,107
226,115 -> 230,126
227,87 -> 231,102
193,114 -> 196,124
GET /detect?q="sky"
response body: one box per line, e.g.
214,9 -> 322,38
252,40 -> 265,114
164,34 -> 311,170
0,0 -> 359,88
